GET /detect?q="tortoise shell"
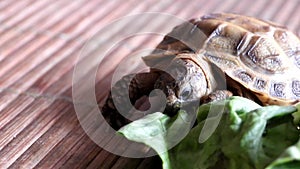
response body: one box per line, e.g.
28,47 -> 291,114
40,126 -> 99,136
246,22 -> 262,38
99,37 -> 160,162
143,13 -> 300,105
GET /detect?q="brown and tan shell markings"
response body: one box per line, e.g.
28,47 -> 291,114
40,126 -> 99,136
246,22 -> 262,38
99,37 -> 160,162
200,13 -> 300,105
145,13 -> 300,105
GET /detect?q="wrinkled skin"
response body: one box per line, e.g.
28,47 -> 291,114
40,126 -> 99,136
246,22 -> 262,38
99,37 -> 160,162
101,55 -> 233,129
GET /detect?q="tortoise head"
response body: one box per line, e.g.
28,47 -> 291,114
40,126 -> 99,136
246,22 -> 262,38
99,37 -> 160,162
154,56 -> 208,114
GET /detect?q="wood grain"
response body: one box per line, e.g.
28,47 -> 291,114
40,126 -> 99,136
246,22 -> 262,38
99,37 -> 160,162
0,0 -> 299,168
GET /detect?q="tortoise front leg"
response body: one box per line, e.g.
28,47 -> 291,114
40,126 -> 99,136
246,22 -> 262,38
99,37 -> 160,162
101,72 -> 160,129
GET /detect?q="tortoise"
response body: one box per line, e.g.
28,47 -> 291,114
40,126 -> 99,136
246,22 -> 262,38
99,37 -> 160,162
102,13 -> 300,129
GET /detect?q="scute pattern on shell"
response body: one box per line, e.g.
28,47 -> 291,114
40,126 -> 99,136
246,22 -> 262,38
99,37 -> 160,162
144,13 -> 300,105
292,80 -> 300,97
199,13 -> 300,104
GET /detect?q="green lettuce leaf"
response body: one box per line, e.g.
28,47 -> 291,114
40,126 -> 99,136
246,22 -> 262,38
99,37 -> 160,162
265,104 -> 300,169
118,96 -> 300,169
118,110 -> 195,169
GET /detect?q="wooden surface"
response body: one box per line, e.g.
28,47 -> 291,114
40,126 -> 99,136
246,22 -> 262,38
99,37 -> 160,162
0,0 -> 299,168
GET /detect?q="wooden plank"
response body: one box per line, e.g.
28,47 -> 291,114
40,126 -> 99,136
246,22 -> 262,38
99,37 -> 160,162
0,0 -> 38,24
1,0 -> 53,29
56,135 -> 102,169
19,101 -> 80,168
0,98 -> 55,168
0,0 -> 299,169
87,150 -> 120,169
0,92 -> 34,129
1,100 -> 73,168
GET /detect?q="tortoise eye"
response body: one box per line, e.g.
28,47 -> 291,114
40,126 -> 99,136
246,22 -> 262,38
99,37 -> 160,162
180,88 -> 191,99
